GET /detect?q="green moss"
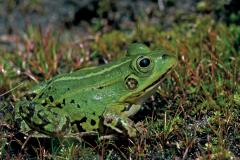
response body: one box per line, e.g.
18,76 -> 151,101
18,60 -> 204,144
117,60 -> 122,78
1,14 -> 240,159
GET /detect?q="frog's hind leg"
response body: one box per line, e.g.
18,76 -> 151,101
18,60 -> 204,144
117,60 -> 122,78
19,101 -> 71,136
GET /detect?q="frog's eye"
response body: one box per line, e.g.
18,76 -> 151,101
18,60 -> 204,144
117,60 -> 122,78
139,57 -> 150,67
136,56 -> 153,73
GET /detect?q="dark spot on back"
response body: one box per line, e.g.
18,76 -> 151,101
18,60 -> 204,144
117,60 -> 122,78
67,88 -> 70,91
76,124 -> 86,132
71,117 -> 87,132
70,99 -> 75,104
97,86 -> 103,89
48,86 -> 52,90
49,96 -> 54,102
79,117 -> 87,123
39,93 -> 44,99
62,99 -> 66,105
92,112 -> 96,115
56,103 -> 62,108
77,104 -> 81,108
41,101 -> 48,106
90,119 -> 96,126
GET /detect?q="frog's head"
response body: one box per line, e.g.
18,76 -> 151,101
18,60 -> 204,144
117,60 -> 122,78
122,44 -> 177,103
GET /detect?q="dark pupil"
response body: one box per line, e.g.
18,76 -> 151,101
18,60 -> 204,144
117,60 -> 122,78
139,58 -> 150,67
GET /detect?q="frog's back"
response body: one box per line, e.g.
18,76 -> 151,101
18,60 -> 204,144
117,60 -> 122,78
32,58 -> 132,112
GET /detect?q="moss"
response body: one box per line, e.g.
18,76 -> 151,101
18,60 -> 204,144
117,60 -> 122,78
0,13 -> 240,159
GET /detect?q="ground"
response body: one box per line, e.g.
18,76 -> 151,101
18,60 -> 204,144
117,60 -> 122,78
0,0 -> 240,159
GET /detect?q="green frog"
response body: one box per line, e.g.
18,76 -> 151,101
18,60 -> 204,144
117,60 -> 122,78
16,43 -> 176,138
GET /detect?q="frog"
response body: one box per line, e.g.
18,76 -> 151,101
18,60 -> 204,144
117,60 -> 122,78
16,43 -> 177,139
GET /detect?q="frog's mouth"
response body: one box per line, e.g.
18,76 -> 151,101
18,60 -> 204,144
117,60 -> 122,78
146,67 -> 172,91
134,67 -> 173,103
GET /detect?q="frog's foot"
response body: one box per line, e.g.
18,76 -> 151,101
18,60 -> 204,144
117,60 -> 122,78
103,114 -> 137,138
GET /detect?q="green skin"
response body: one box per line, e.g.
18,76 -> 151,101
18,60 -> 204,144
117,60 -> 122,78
17,43 -> 176,138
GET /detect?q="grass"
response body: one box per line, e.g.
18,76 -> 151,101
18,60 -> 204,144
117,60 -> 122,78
0,14 -> 240,159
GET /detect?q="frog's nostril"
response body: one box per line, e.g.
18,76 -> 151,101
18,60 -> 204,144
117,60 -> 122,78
162,54 -> 169,59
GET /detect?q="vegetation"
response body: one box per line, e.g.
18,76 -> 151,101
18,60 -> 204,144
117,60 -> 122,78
0,1 -> 240,159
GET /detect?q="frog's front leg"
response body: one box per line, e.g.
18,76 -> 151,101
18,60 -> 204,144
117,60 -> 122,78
18,100 -> 71,136
103,104 -> 141,138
